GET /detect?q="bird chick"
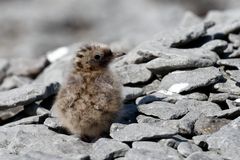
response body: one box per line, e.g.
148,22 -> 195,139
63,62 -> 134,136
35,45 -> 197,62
53,43 -> 122,141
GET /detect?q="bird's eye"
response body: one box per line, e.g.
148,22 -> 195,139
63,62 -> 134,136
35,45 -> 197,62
94,54 -> 101,60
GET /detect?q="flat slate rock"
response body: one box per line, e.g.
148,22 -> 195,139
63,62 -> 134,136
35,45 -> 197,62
217,59 -> 240,69
131,141 -> 183,159
194,115 -> 230,135
201,40 -> 228,54
177,142 -> 202,157
122,87 -> 144,102
226,70 -> 240,82
7,57 -> 48,77
0,82 -> 60,109
214,79 -> 240,95
110,123 -> 177,142
159,67 -> 222,93
208,93 -> 229,103
206,117 -> 240,160
186,152 -> 224,160
0,106 -> 24,122
0,75 -> 32,91
207,107 -> 240,118
115,64 -> 152,85
91,138 -> 129,160
0,125 -> 91,156
175,100 -> 222,116
137,101 -> 188,120
145,48 -> 219,75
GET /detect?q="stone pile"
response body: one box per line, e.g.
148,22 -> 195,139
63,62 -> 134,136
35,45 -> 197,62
0,10 -> 240,160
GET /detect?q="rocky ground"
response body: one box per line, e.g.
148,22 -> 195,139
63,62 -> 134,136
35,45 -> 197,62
1,9 -> 240,160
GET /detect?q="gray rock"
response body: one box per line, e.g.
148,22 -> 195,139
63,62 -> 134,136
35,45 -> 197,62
226,70 -> 240,83
91,138 -> 129,160
229,33 -> 240,48
223,43 -> 234,55
214,79 -> 240,95
0,82 -> 60,109
177,142 -> 202,157
201,40 -> 228,54
178,111 -> 200,135
207,107 -> 240,118
226,99 -> 240,108
0,58 -> 9,72
125,148 -> 183,160
132,141 -> 183,159
110,123 -> 177,142
229,48 -> 240,58
208,93 -> 229,103
34,54 -> 73,85
175,100 -> 222,116
0,106 -> 24,122
186,152 -> 224,160
44,117 -> 62,129
0,75 -> 32,91
155,21 -> 214,47
0,151 -> 89,160
136,115 -> 161,123
115,64 -> 152,85
137,101 -> 188,120
142,79 -> 161,94
7,57 -> 48,77
208,19 -> 240,37
217,59 -> 240,69
136,90 -> 208,105
122,87 -> 144,102
206,117 -> 240,160
4,114 -> 49,127
194,115 -> 230,135
145,48 -> 219,75
159,67 -> 222,93
0,125 -> 91,156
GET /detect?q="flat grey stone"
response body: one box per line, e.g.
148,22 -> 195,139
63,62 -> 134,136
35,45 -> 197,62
201,40 -> 228,54
226,99 -> 240,108
226,70 -> 240,83
194,115 -> 230,135
138,101 -> 188,120
159,67 -> 222,93
217,59 -> 240,69
177,142 -> 202,157
208,19 -> 240,37
122,87 -> 144,102
145,48 -> 219,75
175,100 -> 222,116
229,48 -> 240,58
186,152 -> 224,160
110,123 -> 177,142
206,117 -> 240,160
44,117 -> 63,129
229,33 -> 240,48
0,125 -> 91,156
132,141 -> 183,159
207,107 -> 240,119
7,57 -> 48,77
208,93 -> 229,103
142,79 -> 161,94
115,64 -> 152,85
155,21 -> 214,47
34,54 -> 73,85
0,151 -> 89,160
91,138 -> 129,160
0,75 -> 32,91
178,111 -> 200,135
125,148 -> 183,160
0,82 -> 60,109
0,106 -> 24,122
136,115 -> 161,123
214,79 -> 240,95
4,114 -> 49,127
223,43 -> 234,55
136,90 -> 208,105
